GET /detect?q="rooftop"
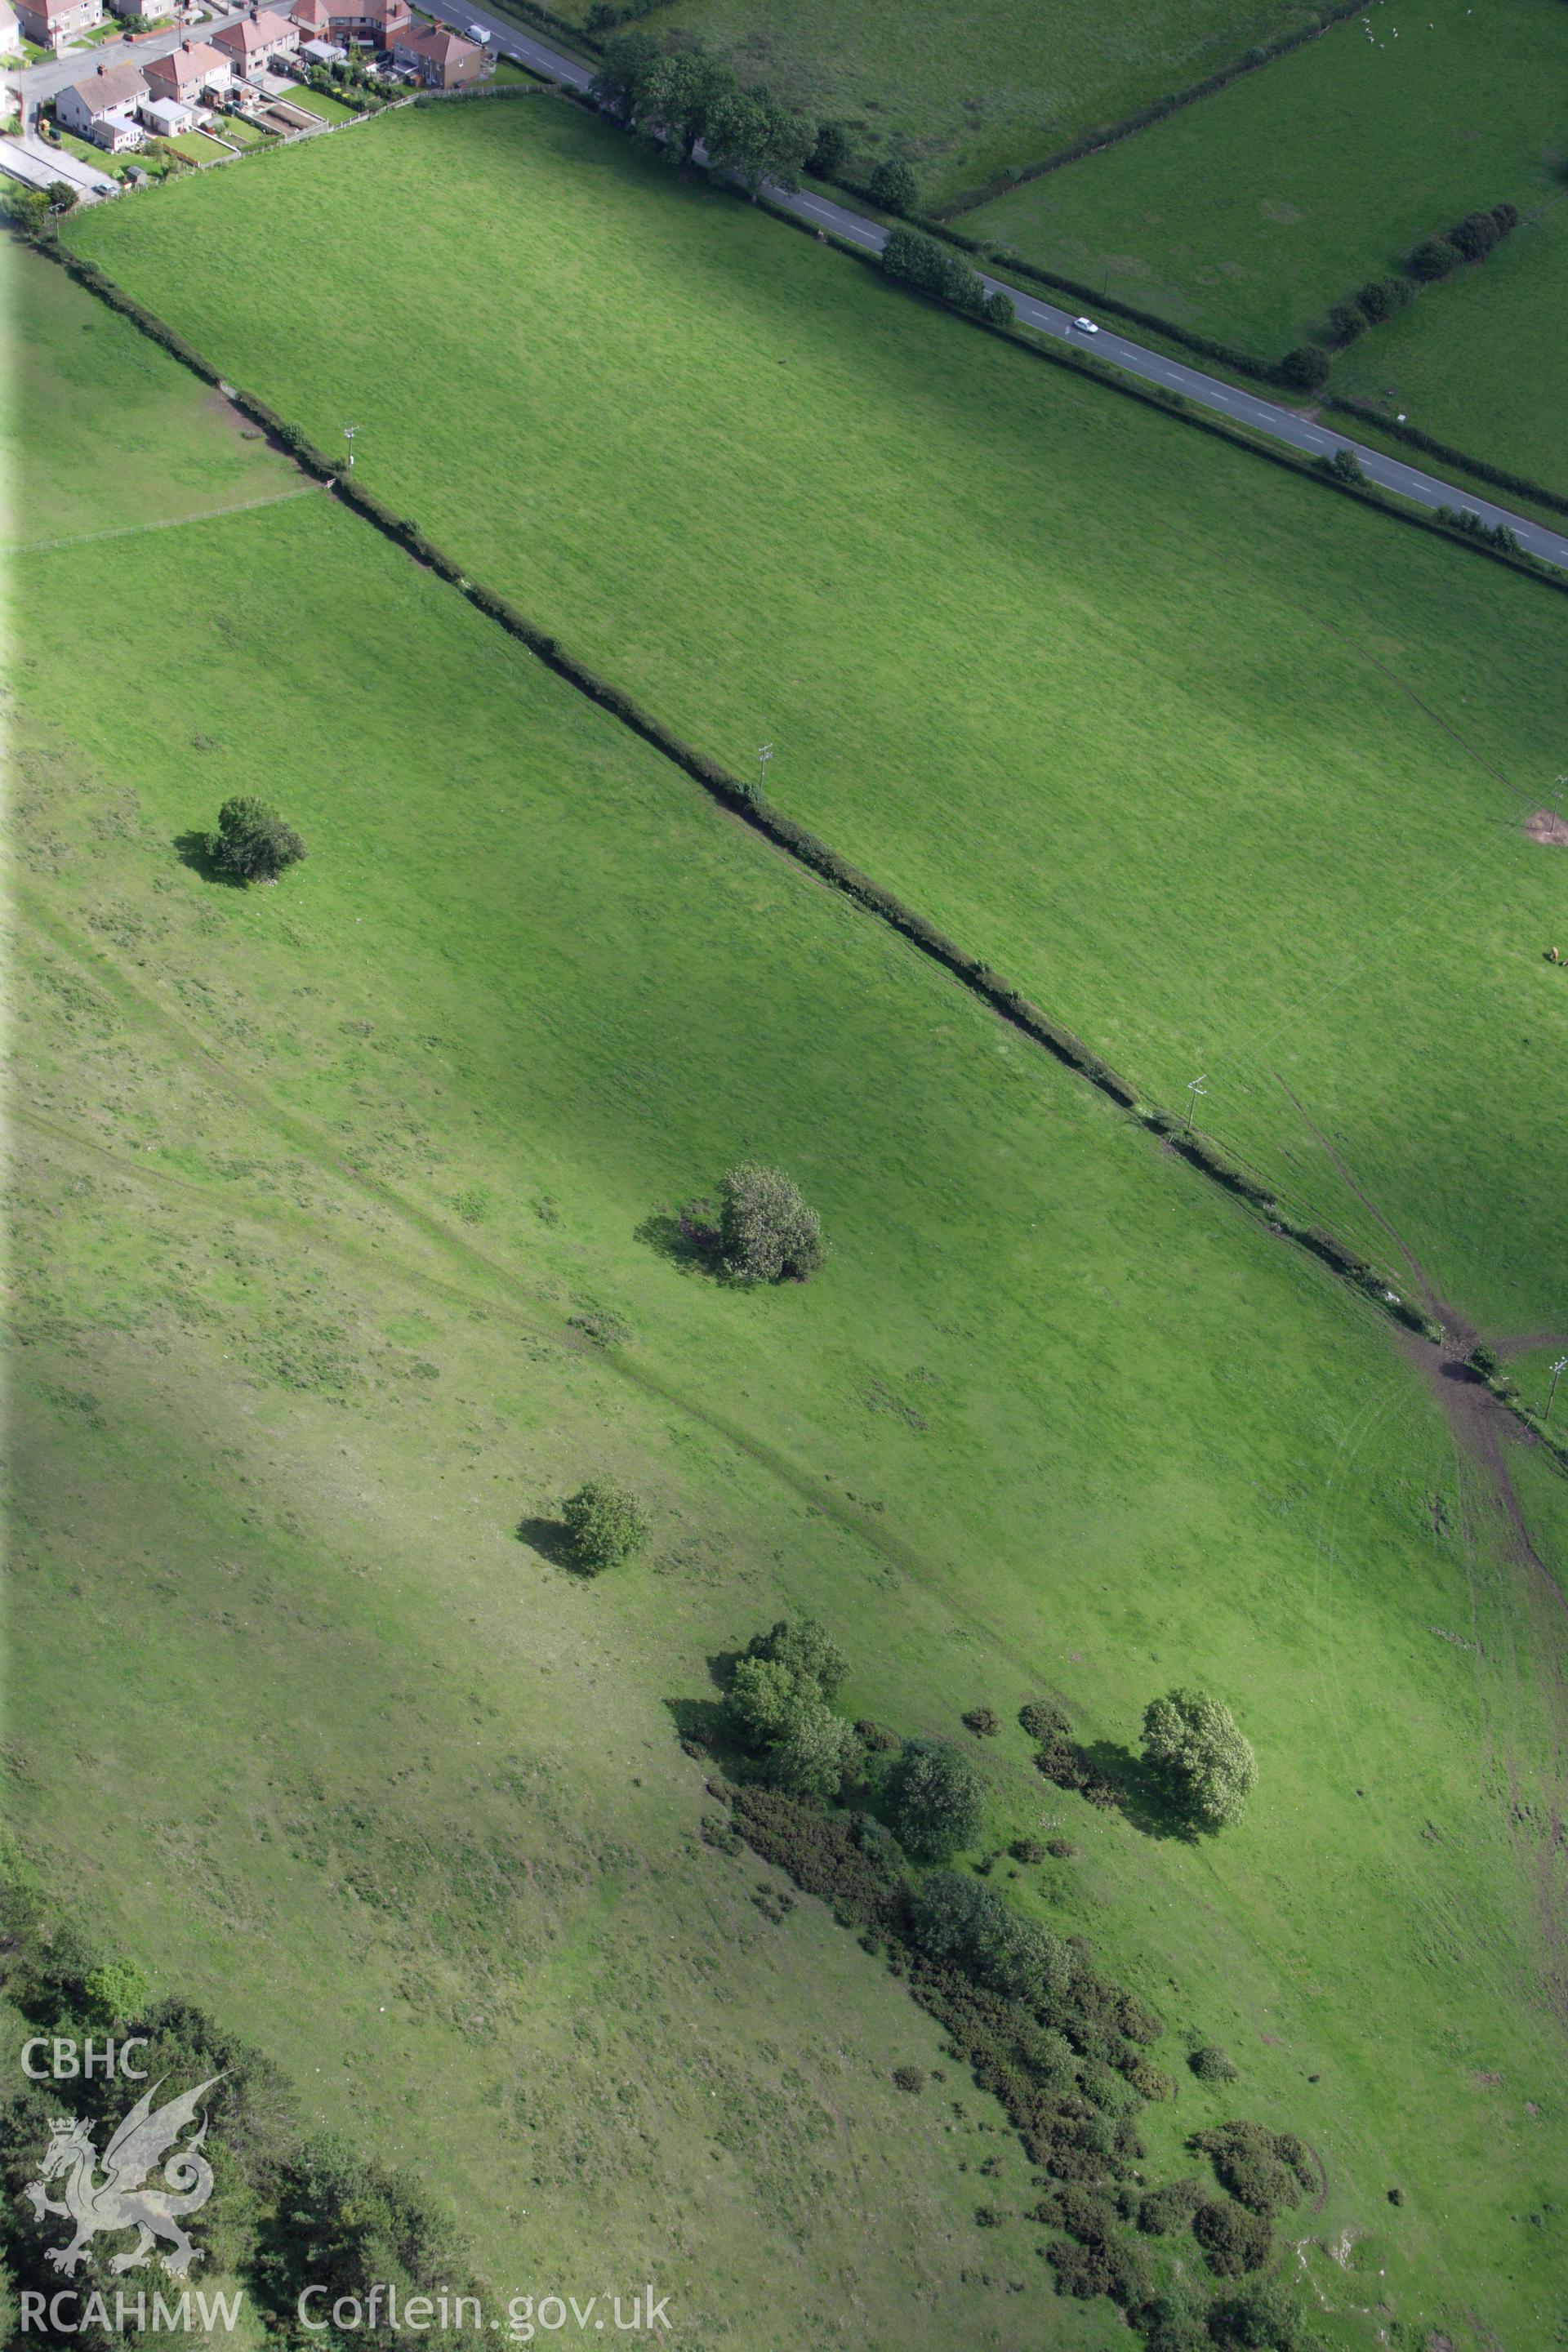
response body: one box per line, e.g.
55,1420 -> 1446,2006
62,57 -> 148,106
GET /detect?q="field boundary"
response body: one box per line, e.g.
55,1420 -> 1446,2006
37,231 -> 1568,1446
923,0 -> 1368,221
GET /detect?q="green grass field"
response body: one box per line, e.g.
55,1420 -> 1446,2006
551,0 -> 1318,204
61,102 -> 1568,1346
1327,190 -> 1568,500
1,239 -> 300,543
11,243 -> 1568,2350
964,0 -> 1568,359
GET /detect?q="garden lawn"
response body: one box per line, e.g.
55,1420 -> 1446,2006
10,243 -> 1568,2352
551,0 -> 1318,205
62,101 -> 1568,1341
964,0 -> 1568,360
284,83 -> 357,119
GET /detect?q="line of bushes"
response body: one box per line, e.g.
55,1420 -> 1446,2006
934,0 -> 1367,222
1306,199 -> 1521,367
881,225 -> 1013,323
1276,201 -> 1521,390
33,231 -> 1530,1356
413,80 -> 543,101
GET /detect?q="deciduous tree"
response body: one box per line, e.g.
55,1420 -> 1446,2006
1141,1688 -> 1255,1830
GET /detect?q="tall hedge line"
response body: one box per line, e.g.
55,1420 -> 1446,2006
1325,396 -> 1568,521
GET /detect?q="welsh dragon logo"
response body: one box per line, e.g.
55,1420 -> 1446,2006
21,2075 -> 223,2279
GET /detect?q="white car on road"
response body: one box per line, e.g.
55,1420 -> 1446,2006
1071,316 -> 1100,335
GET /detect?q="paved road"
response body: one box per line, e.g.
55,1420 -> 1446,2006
450,3 -> 1568,571
1,127 -> 118,191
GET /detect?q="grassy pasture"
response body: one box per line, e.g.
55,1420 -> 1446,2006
550,0 -> 1319,204
1329,191 -> 1568,501
1,238 -> 298,546
62,101 -> 1568,1341
964,0 -> 1568,359
11,247 -> 1568,2348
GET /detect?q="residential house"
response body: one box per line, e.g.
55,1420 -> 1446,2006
106,0 -> 176,24
136,88 -> 194,131
390,21 -> 481,85
0,1 -> 22,57
16,0 -> 104,55
142,33 -> 230,97
212,4 -> 297,69
291,0 -> 407,47
55,56 -> 149,141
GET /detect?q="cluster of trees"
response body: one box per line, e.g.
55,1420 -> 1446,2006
880,226 -> 1014,325
1411,199 -> 1518,282
1295,199 -> 1522,377
1323,275 -> 1412,344
0,1886 -> 474,2350
589,32 -> 919,202
726,1618 -> 860,1795
908,1869 -> 1074,2005
715,1629 -> 1307,2343
4,184 -> 73,236
724,1616 -> 993,1845
1026,1686 -> 1256,1835
208,795 -> 306,884
1436,503 -> 1523,556
589,35 -> 813,195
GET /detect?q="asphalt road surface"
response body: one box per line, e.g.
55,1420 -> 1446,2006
449,2 -> 1568,571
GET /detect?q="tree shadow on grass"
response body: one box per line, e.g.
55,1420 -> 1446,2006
1077,1741 -> 1200,1842
514,1514 -> 581,1572
173,829 -> 243,886
664,1693 -> 751,1773
635,1199 -> 725,1278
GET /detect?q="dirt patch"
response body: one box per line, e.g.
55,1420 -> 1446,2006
1525,809 -> 1568,845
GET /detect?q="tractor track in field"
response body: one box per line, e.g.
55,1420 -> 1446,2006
1279,1073 -> 1568,2021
